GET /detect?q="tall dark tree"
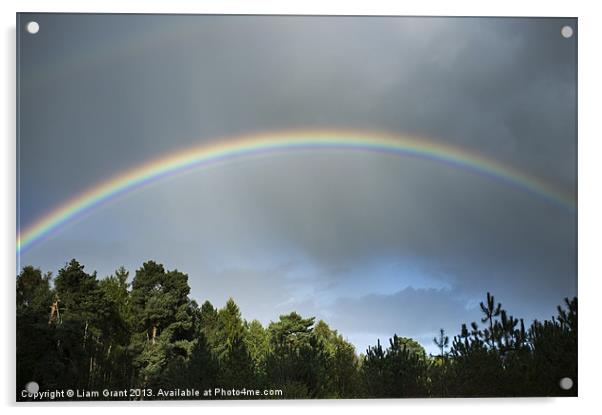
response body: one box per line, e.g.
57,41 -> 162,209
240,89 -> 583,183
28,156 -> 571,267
266,312 -> 330,397
129,261 -> 196,388
245,319 -> 270,383
213,298 -> 254,389
51,260 -> 122,391
98,267 -> 134,388
161,300 -> 218,395
362,335 -> 428,397
17,266 -> 53,313
16,266 -> 55,393
362,339 -> 388,397
528,297 -> 577,396
199,300 -> 219,345
480,292 -> 502,348
312,320 -> 360,397
433,328 -> 449,358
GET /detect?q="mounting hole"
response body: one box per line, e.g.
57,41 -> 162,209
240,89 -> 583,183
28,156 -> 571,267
561,25 -> 573,39
26,21 -> 39,34
559,377 -> 574,390
25,381 -> 39,394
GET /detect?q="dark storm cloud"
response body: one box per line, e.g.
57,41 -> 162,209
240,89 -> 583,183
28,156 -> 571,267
19,16 -> 576,217
18,15 -> 576,351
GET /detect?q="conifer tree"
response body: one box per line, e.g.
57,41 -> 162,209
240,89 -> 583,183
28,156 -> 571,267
245,319 -> 269,382
480,292 -> 502,348
130,261 -> 196,388
433,328 -> 449,358
214,298 -> 254,389
16,266 -> 55,393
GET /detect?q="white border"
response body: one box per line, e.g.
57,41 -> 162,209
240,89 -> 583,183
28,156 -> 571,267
2,1 -> 601,413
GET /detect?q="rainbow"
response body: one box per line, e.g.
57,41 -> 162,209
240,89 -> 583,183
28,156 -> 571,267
17,130 -> 576,254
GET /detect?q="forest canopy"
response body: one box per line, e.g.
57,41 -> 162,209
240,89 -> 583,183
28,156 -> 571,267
16,259 -> 577,400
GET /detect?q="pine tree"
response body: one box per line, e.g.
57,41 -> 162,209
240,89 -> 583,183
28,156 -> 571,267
16,266 -> 55,394
433,328 -> 449,358
53,260 -> 120,390
480,292 -> 502,348
266,312 -> 323,397
130,261 -> 196,389
98,267 -> 133,389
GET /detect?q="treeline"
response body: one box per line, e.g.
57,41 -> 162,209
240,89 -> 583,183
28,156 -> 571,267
16,259 -> 577,400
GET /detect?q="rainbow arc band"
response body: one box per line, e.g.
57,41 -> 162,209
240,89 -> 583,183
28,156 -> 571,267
17,130 -> 576,254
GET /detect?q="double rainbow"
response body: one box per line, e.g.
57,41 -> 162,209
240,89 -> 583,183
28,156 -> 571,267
17,130 -> 576,254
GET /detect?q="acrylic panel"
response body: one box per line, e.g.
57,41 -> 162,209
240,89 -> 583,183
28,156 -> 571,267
16,14 -> 577,401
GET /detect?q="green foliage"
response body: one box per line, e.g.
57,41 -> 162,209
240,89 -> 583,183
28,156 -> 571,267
16,266 -> 55,393
313,320 -> 361,397
99,266 -> 132,326
17,266 -> 52,313
433,328 -> 449,357
363,335 -> 429,397
129,261 -> 197,388
199,300 -> 218,345
16,260 -> 578,400
212,298 -> 254,389
441,295 -> 577,397
527,297 -> 577,396
266,312 -> 322,397
245,319 -> 269,381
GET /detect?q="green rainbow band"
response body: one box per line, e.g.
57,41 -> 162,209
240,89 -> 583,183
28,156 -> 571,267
17,130 -> 575,254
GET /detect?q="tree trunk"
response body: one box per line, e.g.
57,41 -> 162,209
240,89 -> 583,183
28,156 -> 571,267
151,324 -> 157,344
83,321 -> 89,347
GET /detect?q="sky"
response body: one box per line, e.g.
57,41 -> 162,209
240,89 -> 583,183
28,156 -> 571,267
17,14 -> 577,354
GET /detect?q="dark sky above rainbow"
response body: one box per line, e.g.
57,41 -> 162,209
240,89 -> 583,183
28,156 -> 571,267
18,14 -> 577,354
